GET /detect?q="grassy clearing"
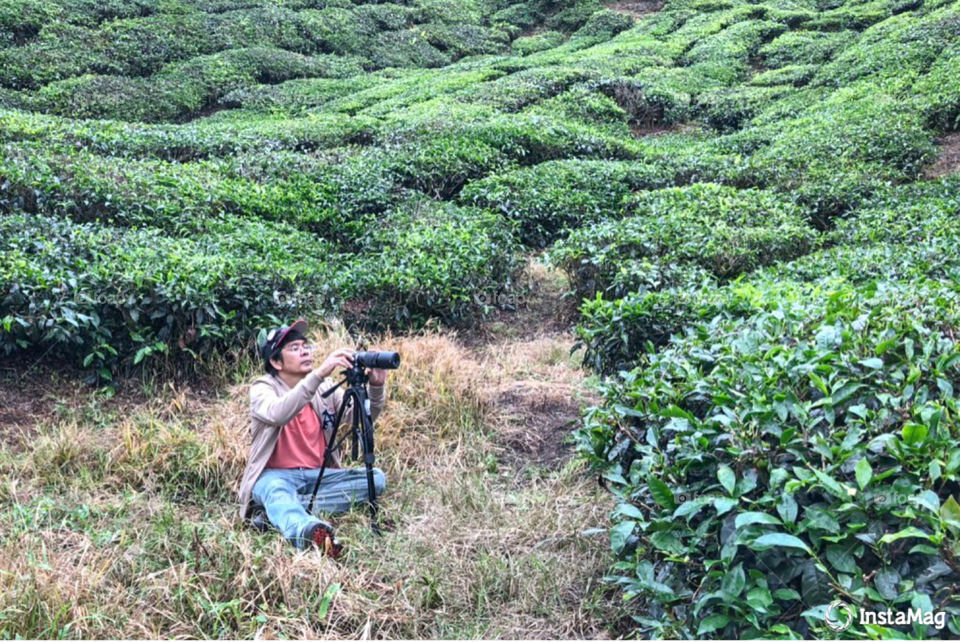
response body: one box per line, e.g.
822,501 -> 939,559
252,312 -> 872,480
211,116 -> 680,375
0,263 -> 624,639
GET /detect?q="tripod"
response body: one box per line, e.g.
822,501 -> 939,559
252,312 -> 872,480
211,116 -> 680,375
306,362 -> 382,535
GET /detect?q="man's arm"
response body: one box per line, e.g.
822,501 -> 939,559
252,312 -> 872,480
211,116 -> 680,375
250,371 -> 324,428
368,382 -> 387,423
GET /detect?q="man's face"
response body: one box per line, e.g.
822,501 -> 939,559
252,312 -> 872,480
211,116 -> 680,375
270,339 -> 314,375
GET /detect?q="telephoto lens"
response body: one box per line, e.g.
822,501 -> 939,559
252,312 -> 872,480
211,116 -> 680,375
355,351 -> 401,369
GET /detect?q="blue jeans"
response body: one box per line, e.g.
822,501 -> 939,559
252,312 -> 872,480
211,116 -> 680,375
252,467 -> 387,549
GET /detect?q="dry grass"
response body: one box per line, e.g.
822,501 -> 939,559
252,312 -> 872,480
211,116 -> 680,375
0,265 -> 626,639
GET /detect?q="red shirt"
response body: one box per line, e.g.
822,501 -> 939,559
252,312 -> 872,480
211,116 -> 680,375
265,403 -> 326,469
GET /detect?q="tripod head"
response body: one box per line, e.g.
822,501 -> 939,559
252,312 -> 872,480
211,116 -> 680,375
322,351 -> 400,398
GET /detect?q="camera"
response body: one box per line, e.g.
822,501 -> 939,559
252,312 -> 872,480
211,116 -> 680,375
354,351 -> 401,369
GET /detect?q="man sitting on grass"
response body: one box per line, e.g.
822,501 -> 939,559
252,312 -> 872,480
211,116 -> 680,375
238,319 -> 389,555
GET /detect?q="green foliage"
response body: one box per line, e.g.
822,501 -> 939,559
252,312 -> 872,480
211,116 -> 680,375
812,4 -> 960,88
758,30 -> 856,67
682,19 -> 786,68
742,86 -> 937,222
0,142 -> 398,245
551,182 -> 818,301
461,159 -> 676,247
511,30 -> 566,55
348,198 -> 521,327
572,8 -> 635,38
696,84 -> 796,131
576,243 -> 960,637
22,47 -> 364,122
0,108 -> 379,161
914,42 -> 960,130
4,0 -> 960,637
748,64 -> 817,87
0,212 -> 343,376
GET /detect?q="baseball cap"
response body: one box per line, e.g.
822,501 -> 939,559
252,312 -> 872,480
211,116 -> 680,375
259,319 -> 308,364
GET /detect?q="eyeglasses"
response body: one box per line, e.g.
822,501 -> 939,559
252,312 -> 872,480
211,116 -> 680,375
282,342 -> 314,354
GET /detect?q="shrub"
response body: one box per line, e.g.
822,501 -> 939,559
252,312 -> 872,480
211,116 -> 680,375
572,8 -> 635,38
0,212 -> 344,377
602,66 -> 729,128
465,66 -> 595,112
543,0 -> 604,32
812,5 -> 960,88
367,28 -> 451,68
0,107 -> 378,161
346,198 -> 522,327
830,176 -> 960,246
420,22 -> 507,58
24,47 -> 364,122
0,22 -> 107,89
511,30 -> 566,55
748,64 -> 817,87
804,0 -> 899,31
0,142 -> 397,246
695,84 -> 796,131
912,42 -> 960,131
682,19 -> 786,67
758,30 -> 855,67
0,0 -> 60,46
525,86 -> 631,133
551,183 -> 818,300
744,87 -> 937,222
576,258 -> 960,637
460,159 -> 674,247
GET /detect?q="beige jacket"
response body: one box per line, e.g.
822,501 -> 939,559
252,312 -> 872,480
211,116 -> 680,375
237,370 -> 387,520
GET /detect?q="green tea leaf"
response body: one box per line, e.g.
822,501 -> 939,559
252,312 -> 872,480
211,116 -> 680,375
718,465 -> 736,496
647,477 -> 675,510
735,512 -> 782,530
879,526 -> 931,544
901,422 -> 928,445
940,495 -> 960,533
697,614 -> 729,636
855,457 -> 872,490
751,533 -> 810,553
721,563 -> 746,600
610,520 -> 636,555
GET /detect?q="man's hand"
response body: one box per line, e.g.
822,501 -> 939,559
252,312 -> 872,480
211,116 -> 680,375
314,348 -> 355,379
368,368 -> 388,386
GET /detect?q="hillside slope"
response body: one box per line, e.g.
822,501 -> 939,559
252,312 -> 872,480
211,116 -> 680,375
2,0 -> 960,637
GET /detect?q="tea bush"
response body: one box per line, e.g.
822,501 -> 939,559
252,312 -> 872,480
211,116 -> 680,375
347,198 -> 521,327
757,30 -> 855,67
743,87 -> 936,222
0,108 -> 378,161
576,251 -> 960,637
0,212 -> 343,377
511,30 -> 566,55
551,183 -> 818,300
3,0 -> 960,634
23,48 -> 364,122
461,159 -> 674,247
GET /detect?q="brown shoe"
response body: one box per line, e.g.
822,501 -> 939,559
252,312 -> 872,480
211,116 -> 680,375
307,521 -> 344,558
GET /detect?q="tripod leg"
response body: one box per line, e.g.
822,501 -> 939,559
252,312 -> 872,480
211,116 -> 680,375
358,397 -> 381,535
307,396 -> 349,515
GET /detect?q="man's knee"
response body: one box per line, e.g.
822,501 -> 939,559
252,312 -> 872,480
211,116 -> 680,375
374,468 -> 387,495
254,474 -> 295,506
